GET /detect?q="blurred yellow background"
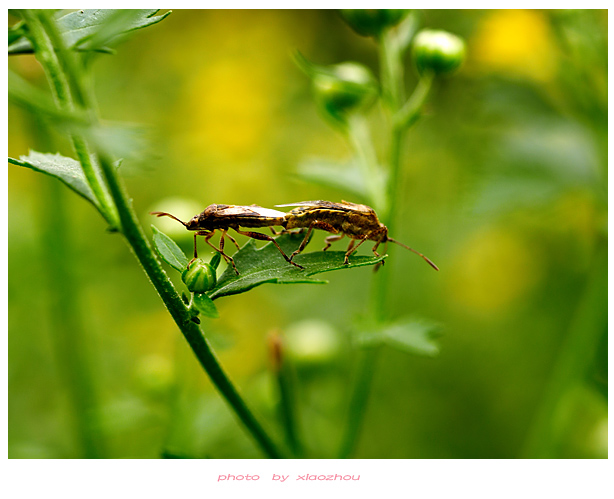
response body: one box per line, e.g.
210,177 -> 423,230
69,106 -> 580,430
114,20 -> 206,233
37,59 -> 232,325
8,9 -> 607,458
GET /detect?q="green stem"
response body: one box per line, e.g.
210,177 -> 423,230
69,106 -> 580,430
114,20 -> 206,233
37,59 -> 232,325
394,72 -> 434,131
339,32 -> 435,458
347,114 -> 386,213
96,153 -> 284,458
18,10 -> 72,104
338,347 -> 381,458
378,29 -> 404,110
521,244 -> 607,458
336,124 -> 397,455
42,178 -> 106,458
21,9 -> 118,228
23,8 -> 283,459
273,344 -> 302,457
33,111 -> 106,458
374,73 -> 434,320
36,10 -> 88,108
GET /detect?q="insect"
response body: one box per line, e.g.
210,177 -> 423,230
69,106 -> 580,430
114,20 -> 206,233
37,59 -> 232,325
151,204 -> 304,275
276,200 -> 439,270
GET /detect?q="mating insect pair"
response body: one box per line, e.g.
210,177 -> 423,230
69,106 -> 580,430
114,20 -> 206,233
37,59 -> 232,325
151,200 -> 438,275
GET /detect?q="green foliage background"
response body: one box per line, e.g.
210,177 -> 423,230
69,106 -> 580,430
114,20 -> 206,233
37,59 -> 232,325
8,9 -> 607,458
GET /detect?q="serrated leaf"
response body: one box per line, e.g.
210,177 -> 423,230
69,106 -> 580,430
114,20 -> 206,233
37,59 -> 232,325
9,151 -> 100,208
193,293 -> 219,319
357,319 -> 441,357
208,232 -> 386,300
9,9 -> 170,55
9,36 -> 114,55
151,225 -> 189,272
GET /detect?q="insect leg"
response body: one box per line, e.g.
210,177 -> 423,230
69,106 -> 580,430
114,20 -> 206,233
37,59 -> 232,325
371,241 -> 381,257
322,233 -> 344,251
344,239 -> 356,264
270,227 -> 292,236
188,230 -> 212,268
372,241 -> 387,272
225,232 -> 241,250
291,220 -> 339,261
198,230 -> 240,275
219,229 -> 226,253
344,237 -> 367,264
291,225 -> 314,261
234,229 -> 305,270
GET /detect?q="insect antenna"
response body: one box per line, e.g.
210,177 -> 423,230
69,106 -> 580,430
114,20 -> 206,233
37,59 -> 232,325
387,237 -> 439,271
150,211 -> 188,227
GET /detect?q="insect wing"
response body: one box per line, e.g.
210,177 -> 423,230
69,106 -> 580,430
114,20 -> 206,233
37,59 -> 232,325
276,200 -> 329,208
215,205 -> 285,219
249,207 -> 287,218
276,200 -> 368,213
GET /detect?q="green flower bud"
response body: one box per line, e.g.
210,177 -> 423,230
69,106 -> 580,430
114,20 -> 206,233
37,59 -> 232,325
340,9 -> 410,37
412,29 -> 466,76
181,258 -> 216,293
312,62 -> 378,122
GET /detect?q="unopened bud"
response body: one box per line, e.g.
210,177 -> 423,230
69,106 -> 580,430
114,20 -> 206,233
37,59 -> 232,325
312,62 -> 378,122
181,259 -> 216,293
340,9 -> 410,37
412,29 -> 466,76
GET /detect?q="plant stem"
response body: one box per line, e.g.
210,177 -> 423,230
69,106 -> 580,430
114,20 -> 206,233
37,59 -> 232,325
347,114 -> 386,213
339,29 -> 434,458
374,73 -> 434,321
338,346 -> 381,458
32,111 -> 106,458
521,244 -> 607,457
272,338 -> 302,457
97,152 -> 284,458
20,9 -> 118,228
394,72 -> 434,131
378,29 -> 404,110
23,8 -> 284,459
42,179 -> 107,458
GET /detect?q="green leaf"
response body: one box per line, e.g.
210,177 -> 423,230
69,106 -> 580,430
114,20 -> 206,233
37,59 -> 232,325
357,319 -> 441,357
10,9 -> 170,55
151,225 -> 189,272
295,158 -> 366,199
208,232 -> 386,300
9,151 -> 101,209
8,20 -> 26,46
8,70 -> 90,126
193,293 -> 219,319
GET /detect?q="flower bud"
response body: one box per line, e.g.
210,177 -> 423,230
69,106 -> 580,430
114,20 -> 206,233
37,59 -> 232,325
412,29 -> 466,75
340,9 -> 410,37
181,258 -> 216,293
312,62 -> 378,122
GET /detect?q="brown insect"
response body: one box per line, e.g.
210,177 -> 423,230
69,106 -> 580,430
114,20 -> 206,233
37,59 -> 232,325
151,204 -> 304,275
276,200 -> 439,270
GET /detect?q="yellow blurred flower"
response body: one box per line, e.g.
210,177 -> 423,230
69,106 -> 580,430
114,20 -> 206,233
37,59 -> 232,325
185,59 -> 274,158
174,10 -> 315,161
472,9 -> 558,82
